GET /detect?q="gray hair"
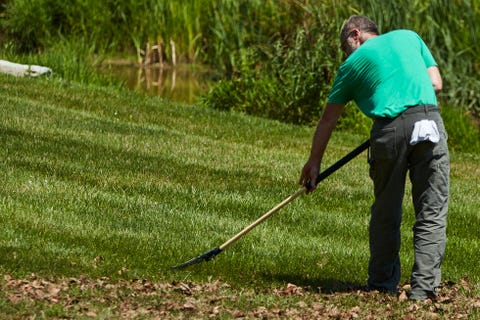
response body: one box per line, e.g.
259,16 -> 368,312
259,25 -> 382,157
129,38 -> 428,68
340,15 -> 379,48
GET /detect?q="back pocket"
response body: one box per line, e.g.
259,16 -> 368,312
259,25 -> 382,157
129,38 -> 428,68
371,127 -> 397,160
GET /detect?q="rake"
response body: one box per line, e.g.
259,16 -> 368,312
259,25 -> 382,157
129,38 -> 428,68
171,139 -> 370,270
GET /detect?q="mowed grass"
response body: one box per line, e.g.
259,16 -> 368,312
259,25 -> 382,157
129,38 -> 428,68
1,74 -> 479,294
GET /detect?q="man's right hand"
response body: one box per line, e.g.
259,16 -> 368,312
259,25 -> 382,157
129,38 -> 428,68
299,159 -> 320,193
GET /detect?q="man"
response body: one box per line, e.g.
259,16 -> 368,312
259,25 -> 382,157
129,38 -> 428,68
299,15 -> 449,301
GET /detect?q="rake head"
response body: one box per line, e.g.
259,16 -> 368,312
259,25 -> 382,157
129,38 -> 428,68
170,247 -> 222,270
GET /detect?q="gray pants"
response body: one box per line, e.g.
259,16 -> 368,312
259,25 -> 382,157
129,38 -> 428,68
367,105 -> 450,299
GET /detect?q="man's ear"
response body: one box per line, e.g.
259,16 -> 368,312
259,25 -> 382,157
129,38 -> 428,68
351,28 -> 361,40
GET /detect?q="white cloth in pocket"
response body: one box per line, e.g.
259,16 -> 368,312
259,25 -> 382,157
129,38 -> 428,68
410,119 -> 440,145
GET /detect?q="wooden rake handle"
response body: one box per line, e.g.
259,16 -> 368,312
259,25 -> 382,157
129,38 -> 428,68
219,187 -> 307,250
220,139 -> 370,251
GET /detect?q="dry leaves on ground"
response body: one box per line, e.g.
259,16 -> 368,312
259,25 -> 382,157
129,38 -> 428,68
0,274 -> 479,319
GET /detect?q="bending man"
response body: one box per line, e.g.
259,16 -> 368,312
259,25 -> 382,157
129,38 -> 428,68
299,15 -> 449,301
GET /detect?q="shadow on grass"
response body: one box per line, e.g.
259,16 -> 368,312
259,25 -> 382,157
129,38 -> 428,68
264,272 -> 367,294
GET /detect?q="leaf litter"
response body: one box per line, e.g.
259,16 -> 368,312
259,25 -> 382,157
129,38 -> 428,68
0,273 -> 478,319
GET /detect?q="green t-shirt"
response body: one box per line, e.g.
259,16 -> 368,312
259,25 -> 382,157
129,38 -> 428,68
328,29 -> 438,119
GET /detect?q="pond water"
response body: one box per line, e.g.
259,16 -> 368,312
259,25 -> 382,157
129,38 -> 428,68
98,64 -> 217,104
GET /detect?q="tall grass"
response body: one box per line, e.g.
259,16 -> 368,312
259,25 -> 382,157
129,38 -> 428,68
1,75 -> 479,290
1,1 -> 478,139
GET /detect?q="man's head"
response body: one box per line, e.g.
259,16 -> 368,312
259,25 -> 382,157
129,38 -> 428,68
340,15 -> 379,56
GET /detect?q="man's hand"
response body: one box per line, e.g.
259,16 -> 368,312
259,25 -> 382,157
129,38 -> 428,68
299,159 -> 321,193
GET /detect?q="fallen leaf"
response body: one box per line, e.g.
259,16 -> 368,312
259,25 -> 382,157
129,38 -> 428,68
182,302 -> 196,310
399,291 -> 409,301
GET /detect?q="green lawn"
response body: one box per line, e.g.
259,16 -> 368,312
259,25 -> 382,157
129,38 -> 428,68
1,75 -> 479,318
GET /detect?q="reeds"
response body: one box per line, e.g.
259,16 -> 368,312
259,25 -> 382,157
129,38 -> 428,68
1,0 -> 478,117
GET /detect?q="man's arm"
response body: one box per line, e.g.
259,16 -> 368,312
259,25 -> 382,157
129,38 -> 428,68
299,103 -> 345,192
427,66 -> 443,94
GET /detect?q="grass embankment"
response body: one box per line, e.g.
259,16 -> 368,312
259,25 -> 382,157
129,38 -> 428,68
1,75 -> 479,318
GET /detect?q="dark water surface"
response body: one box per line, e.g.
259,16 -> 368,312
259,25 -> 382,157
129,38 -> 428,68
98,64 -> 216,104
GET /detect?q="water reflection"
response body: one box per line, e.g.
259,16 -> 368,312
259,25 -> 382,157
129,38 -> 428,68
99,64 -> 216,104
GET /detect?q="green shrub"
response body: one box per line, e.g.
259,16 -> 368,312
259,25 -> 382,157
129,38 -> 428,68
202,24 -> 339,125
441,105 -> 480,153
336,103 -> 373,137
1,0 -> 479,125
203,0 -> 480,131
1,0 -> 52,52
